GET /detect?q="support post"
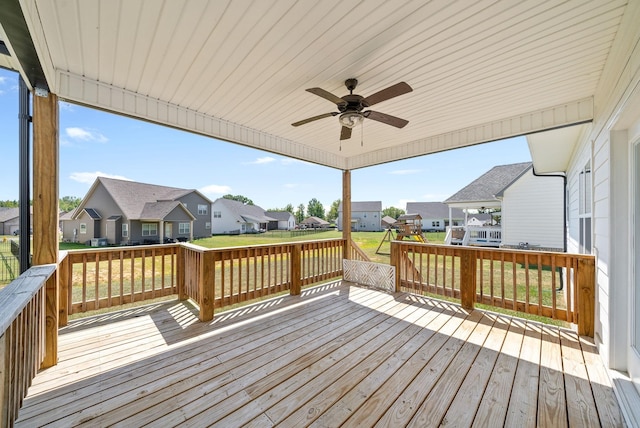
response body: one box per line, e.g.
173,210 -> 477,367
342,170 -> 352,260
58,252 -> 69,326
390,241 -> 401,292
199,250 -> 214,322
577,257 -> 596,337
176,245 -> 187,300
290,244 -> 302,295
460,248 -> 477,310
32,91 -> 59,368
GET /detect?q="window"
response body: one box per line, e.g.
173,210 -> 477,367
79,223 -> 87,234
213,211 -> 222,218
578,161 -> 592,253
179,223 -> 190,234
142,223 -> 158,236
205,222 -> 211,230
432,221 -> 440,227
122,224 -> 129,237
198,204 -> 208,215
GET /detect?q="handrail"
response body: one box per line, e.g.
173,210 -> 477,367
59,244 -> 179,320
390,241 -> 595,336
0,264 -> 56,427
181,238 -> 347,321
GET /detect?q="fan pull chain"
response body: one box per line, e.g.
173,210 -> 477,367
361,122 -> 364,146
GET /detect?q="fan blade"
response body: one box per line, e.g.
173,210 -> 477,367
306,88 -> 347,106
291,112 -> 338,127
362,82 -> 412,107
364,110 -> 409,128
340,126 -> 352,140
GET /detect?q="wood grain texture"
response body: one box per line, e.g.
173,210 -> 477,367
14,282 -> 622,427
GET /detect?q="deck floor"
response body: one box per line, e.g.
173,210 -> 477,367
16,281 -> 623,427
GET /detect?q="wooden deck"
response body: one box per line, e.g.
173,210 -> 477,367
16,281 -> 622,427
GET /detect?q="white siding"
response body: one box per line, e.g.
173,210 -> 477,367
501,170 -> 564,250
210,201 -> 241,235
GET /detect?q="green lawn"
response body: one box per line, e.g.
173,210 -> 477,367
194,230 -> 446,264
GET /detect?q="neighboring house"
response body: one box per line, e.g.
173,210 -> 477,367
444,162 -> 564,251
337,201 -> 382,232
265,211 -> 296,231
211,198 -> 276,234
0,207 -> 33,235
61,177 -> 212,245
405,202 -> 465,232
300,216 -> 330,229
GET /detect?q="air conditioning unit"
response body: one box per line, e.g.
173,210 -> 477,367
90,238 -> 108,247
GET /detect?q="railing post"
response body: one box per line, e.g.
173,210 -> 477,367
58,253 -> 69,326
460,248 -> 477,310
291,244 -> 302,295
199,250 -> 214,322
176,245 -> 187,301
576,257 -> 595,337
390,241 -> 401,293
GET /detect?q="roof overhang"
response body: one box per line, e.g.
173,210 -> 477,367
526,124 -> 590,173
0,1 -> 628,170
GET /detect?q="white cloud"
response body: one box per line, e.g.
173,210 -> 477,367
199,184 -> 232,198
283,183 -> 298,189
389,169 -> 421,175
69,171 -> 132,184
245,156 -> 276,165
0,76 -> 6,84
66,127 -> 108,143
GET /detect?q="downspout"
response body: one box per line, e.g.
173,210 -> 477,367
18,77 -> 31,273
531,165 -> 567,291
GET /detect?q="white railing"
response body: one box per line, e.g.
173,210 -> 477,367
446,226 -> 502,247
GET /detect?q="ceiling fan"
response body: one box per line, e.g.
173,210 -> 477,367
292,78 -> 413,140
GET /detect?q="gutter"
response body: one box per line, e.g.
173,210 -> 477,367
531,166 -> 567,291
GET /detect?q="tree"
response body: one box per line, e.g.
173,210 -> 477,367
382,206 -> 405,219
284,203 -> 294,214
295,204 -> 305,223
326,199 -> 340,223
223,194 -> 254,205
307,198 -> 325,219
59,196 -> 82,212
0,200 -> 19,208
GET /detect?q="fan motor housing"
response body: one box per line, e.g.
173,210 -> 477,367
339,94 -> 368,112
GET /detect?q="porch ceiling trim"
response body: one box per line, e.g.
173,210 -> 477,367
346,98 -> 594,170
57,71 -> 348,171
57,68 -> 594,171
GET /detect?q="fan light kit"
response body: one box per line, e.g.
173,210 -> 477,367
339,112 -> 364,128
292,78 -> 413,141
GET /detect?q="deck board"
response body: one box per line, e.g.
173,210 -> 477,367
15,281 -> 623,427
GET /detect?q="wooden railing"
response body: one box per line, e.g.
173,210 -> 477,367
0,264 -> 56,427
181,239 -> 346,321
391,241 -> 595,336
58,244 -> 179,323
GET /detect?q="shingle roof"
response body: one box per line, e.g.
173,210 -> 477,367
139,201 -> 194,221
338,201 -> 382,212
215,198 -> 276,223
444,162 -> 532,204
301,216 -> 330,225
406,202 -> 465,219
266,211 -> 294,221
92,177 -> 209,220
83,208 -> 102,219
0,207 -> 19,222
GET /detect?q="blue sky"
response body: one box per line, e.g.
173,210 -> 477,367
0,68 -> 531,212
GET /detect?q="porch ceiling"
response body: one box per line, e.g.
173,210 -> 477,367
0,0 -> 629,170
